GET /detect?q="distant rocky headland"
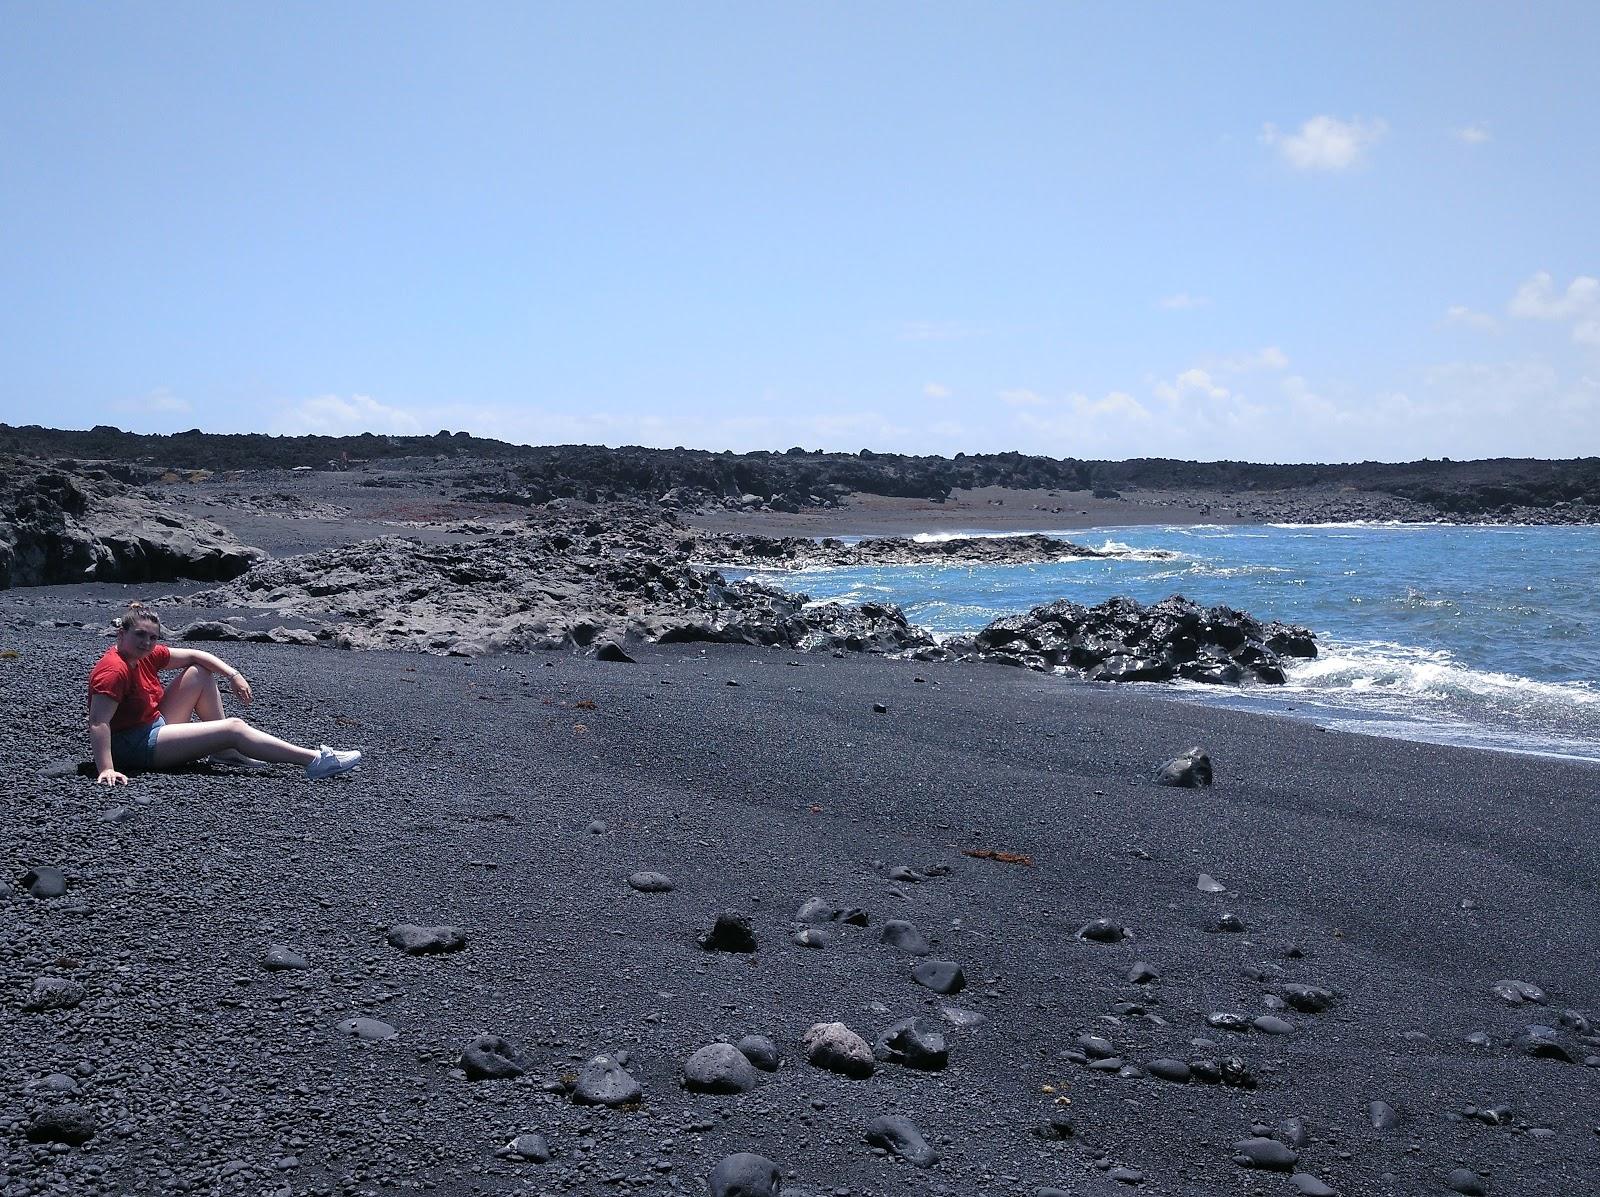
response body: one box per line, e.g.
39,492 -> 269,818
5,422 -> 1598,524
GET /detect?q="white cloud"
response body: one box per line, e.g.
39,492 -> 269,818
999,388 -> 1046,407
1454,123 -> 1491,145
923,382 -> 952,399
1158,292 -> 1211,310
1508,272 -> 1600,346
1443,305 -> 1499,333
271,393 -> 427,436
1260,115 -> 1388,171
1153,367 -> 1230,404
112,387 -> 193,421
1218,346 -> 1290,372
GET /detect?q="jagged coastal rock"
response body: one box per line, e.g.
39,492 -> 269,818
164,507 -> 1314,683
0,457 -> 263,589
174,507 -> 933,657
947,594 -> 1316,684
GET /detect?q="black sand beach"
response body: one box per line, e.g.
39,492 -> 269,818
5,587 -> 1599,1196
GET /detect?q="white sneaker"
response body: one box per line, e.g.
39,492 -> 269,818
306,745 -> 362,780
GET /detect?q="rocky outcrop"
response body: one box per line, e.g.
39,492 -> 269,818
173,507 -> 933,657
0,458 -> 264,589
698,531 -> 1172,569
7,425 -> 1598,522
944,594 -> 1316,684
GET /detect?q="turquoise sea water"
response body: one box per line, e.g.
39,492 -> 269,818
731,524 -> 1600,762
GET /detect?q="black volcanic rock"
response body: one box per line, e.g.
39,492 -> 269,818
0,456 -> 262,588
175,507 -> 937,658
951,595 -> 1314,685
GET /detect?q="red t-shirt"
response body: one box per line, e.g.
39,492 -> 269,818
88,643 -> 171,732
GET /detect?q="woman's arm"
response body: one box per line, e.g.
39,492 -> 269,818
88,693 -> 126,786
164,646 -> 253,705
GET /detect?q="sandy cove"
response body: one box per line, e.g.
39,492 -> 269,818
3,591 -> 1599,1196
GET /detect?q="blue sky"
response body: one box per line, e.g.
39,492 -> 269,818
3,3 -> 1597,462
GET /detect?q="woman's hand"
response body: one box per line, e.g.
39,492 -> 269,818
97,768 -> 129,787
227,670 -> 254,706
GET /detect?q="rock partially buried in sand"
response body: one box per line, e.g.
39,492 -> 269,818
874,1017 -> 949,1070
682,1042 -> 760,1093
1491,978 -> 1546,1005
879,919 -> 932,955
337,1016 -> 398,1042
1078,918 -> 1129,943
20,866 -> 68,899
26,1104 -> 96,1145
627,871 -> 674,893
698,911 -> 757,952
865,1114 -> 939,1167
911,959 -> 965,994
386,924 -> 468,954
595,639 -> 636,663
1232,1136 -> 1299,1171
708,1151 -> 781,1197
1445,1167 -> 1489,1196
460,1033 -> 527,1080
1290,1174 -> 1338,1196
572,1054 -> 642,1106
261,945 -> 310,972
1368,1100 -> 1402,1130
1156,747 -> 1213,788
500,1132 -> 551,1163
23,977 -> 86,1011
737,1035 -> 780,1071
802,1021 -> 875,1078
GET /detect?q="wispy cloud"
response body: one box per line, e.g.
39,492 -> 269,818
1443,304 -> 1499,333
113,387 -> 193,420
1153,368 -> 1230,404
1508,271 -> 1600,346
271,393 -> 426,436
1158,292 -> 1211,311
1454,123 -> 1491,145
1218,346 -> 1290,372
1260,115 -> 1388,171
923,382 -> 952,399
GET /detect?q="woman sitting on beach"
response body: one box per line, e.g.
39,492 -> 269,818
88,602 -> 363,785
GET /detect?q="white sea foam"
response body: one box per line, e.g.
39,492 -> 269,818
1266,520 -> 1451,530
1285,641 -> 1600,711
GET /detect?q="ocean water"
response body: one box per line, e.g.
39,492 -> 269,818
731,524 -> 1600,763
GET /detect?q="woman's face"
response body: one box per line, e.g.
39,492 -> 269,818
116,619 -> 161,660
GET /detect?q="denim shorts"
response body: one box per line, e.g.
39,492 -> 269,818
110,715 -> 166,773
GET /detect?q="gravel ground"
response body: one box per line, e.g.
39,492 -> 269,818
4,600 -> 1599,1197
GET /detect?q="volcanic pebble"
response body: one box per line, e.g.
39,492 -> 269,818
874,1017 -> 950,1070
1233,1137 -> 1299,1170
683,1042 -> 760,1093
26,1104 -> 96,1145
736,1035 -> 780,1071
23,977 -> 86,1011
801,1021 -> 875,1078
337,1017 -> 398,1042
911,959 -> 965,993
627,871 -> 673,892
459,1033 -> 527,1080
865,1114 -> 939,1167
879,919 -> 933,955
572,1054 -> 642,1105
386,924 -> 468,954
708,1152 -> 781,1197
21,866 -> 68,899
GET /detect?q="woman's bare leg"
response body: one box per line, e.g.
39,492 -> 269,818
150,718 -> 318,769
159,666 -> 225,725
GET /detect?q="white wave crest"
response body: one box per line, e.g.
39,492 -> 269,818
1286,642 -> 1600,711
